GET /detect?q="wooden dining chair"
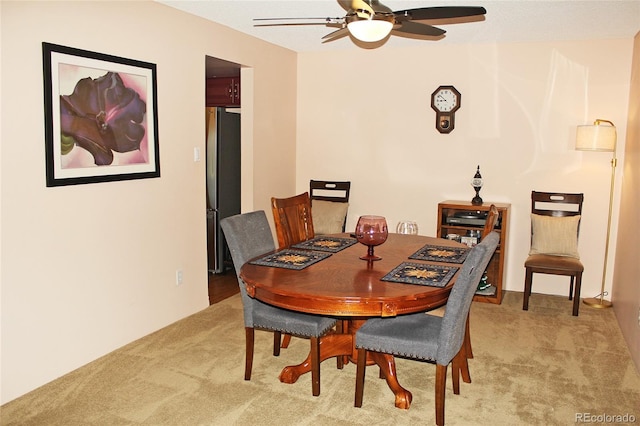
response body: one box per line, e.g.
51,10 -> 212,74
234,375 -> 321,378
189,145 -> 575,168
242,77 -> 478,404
271,192 -> 315,249
220,210 -> 338,396
270,192 -> 347,355
354,232 -> 499,425
523,191 -> 584,316
309,180 -> 351,234
482,204 -> 499,239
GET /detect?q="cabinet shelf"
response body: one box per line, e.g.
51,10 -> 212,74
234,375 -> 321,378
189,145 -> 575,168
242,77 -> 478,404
436,200 -> 511,304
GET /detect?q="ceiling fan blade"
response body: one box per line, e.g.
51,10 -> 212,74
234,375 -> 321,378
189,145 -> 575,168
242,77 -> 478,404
254,17 -> 327,21
337,0 -> 352,13
366,0 -> 392,14
393,21 -> 446,37
253,17 -> 343,22
393,6 -> 487,21
322,27 -> 349,41
253,17 -> 345,29
254,22 -> 337,28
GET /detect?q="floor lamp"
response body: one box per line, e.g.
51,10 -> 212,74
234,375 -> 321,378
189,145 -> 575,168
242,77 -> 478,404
575,119 -> 616,309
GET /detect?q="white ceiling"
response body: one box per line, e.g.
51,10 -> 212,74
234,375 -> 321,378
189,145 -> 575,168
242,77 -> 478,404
158,0 -> 640,53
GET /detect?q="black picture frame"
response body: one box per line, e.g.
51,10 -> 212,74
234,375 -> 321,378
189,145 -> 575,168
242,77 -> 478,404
42,42 -> 160,187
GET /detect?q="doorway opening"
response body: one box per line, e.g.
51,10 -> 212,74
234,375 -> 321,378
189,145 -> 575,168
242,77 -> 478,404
205,56 -> 242,303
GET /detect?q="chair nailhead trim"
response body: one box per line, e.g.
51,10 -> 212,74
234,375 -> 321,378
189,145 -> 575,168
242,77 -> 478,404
357,345 -> 435,362
254,323 -> 335,337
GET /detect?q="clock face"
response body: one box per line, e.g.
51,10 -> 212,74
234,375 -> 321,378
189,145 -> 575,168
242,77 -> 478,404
433,88 -> 458,112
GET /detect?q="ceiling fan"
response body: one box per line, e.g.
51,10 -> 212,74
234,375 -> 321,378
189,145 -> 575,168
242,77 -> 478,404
254,0 -> 487,44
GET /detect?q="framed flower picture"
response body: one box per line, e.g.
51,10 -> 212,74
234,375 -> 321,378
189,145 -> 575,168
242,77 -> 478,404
42,42 -> 160,186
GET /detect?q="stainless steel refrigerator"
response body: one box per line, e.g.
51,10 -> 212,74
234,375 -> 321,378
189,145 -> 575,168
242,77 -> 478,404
206,107 -> 241,273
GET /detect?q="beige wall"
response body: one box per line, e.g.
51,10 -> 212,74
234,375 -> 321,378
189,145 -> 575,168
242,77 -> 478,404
296,40 -> 632,301
613,31 -> 640,372
0,1 -> 297,403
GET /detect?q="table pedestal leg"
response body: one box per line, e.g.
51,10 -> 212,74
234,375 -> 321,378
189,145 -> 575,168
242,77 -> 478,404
279,332 -> 412,410
279,333 -> 353,384
368,351 -> 413,409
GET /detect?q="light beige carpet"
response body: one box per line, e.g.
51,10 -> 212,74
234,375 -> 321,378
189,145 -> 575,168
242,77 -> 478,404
2,291 -> 638,425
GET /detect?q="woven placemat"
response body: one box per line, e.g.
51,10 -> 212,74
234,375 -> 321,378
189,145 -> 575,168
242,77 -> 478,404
381,262 -> 459,287
291,236 -> 357,253
249,249 -> 331,270
408,244 -> 470,264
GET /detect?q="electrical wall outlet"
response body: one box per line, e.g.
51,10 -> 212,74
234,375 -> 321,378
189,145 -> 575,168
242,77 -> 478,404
176,269 -> 183,286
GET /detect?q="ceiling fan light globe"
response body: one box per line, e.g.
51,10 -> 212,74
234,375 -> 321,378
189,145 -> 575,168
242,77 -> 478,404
347,19 -> 393,42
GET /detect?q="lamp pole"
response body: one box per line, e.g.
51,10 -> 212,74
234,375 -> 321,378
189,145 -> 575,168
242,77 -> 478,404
583,143 -> 615,308
576,119 -> 616,309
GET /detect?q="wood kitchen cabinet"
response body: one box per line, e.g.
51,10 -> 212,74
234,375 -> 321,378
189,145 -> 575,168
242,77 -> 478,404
436,200 -> 511,304
206,77 -> 240,107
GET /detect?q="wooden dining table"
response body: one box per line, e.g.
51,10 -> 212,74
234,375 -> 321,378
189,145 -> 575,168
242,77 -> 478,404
239,233 -> 467,409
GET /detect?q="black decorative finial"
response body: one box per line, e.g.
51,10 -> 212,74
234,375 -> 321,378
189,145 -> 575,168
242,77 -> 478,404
471,165 -> 483,206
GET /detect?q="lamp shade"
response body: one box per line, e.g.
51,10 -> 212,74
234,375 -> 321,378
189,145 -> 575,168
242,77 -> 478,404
576,123 -> 616,152
347,18 -> 393,42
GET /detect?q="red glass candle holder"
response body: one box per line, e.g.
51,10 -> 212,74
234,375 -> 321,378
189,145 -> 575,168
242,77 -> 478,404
355,215 -> 388,261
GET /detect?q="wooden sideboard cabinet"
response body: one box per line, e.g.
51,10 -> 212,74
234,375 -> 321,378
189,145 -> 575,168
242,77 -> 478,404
206,77 -> 240,107
436,200 -> 511,304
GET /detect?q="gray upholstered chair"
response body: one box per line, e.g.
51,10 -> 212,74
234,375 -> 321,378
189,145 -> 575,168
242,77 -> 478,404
220,210 -> 338,396
354,232 -> 500,426
463,203 -> 500,359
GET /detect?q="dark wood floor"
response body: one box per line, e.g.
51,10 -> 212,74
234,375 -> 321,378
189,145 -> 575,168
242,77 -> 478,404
208,271 -> 240,305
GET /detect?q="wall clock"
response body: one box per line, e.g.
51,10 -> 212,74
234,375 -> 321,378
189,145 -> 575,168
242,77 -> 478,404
431,85 -> 461,134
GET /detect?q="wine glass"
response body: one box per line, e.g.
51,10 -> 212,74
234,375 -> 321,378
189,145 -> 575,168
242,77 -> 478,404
396,220 -> 419,235
355,215 -> 388,261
